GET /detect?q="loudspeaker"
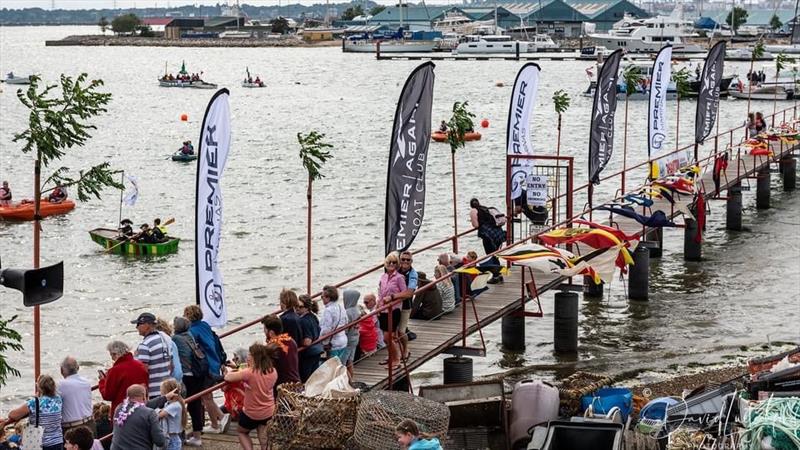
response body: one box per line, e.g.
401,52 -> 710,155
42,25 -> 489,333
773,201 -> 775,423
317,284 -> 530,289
0,261 -> 64,307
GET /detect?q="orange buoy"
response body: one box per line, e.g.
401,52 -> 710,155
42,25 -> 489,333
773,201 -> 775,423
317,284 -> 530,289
180,113 -> 188,122
481,119 -> 490,128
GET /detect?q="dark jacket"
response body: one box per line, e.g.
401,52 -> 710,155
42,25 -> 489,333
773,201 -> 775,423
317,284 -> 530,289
110,404 -> 165,450
411,275 -> 443,320
98,353 -> 149,418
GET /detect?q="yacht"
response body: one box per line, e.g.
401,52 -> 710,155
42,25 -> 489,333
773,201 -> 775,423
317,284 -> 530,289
582,61 -> 677,100
588,12 -> 704,54
454,34 -> 557,54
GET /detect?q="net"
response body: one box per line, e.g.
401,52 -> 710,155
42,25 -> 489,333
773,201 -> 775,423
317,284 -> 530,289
352,390 -> 450,450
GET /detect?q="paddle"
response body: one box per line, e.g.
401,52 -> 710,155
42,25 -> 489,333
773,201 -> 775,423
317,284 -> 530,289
104,217 -> 175,253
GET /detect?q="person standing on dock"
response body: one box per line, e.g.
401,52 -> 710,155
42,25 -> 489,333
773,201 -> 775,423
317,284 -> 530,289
97,341 -> 149,420
131,312 -> 172,400
261,314 -> 300,394
378,252 -> 406,370
296,295 -> 323,382
58,356 -> 95,437
319,285 -> 348,363
278,289 -> 303,346
396,251 -> 418,363
469,198 -> 505,284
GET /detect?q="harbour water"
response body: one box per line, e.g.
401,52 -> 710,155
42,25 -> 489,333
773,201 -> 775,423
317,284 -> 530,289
1,26 -> 798,406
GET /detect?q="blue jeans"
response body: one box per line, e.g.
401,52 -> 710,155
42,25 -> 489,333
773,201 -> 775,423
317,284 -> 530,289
167,434 -> 182,450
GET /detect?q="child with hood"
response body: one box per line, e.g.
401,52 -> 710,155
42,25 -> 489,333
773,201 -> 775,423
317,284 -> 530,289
395,419 -> 442,450
342,289 -> 362,380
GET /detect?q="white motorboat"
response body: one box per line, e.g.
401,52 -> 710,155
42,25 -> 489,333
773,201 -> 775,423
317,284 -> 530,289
454,34 -> 557,54
588,9 -> 704,53
765,44 -> 800,54
726,48 -> 775,60
241,81 -> 265,88
729,84 -> 793,101
158,79 -> 218,89
3,72 -> 33,84
343,39 -> 435,53
581,61 -> 677,100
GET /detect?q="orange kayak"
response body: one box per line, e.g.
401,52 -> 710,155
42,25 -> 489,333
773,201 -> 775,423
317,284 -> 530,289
0,199 -> 76,221
431,131 -> 482,142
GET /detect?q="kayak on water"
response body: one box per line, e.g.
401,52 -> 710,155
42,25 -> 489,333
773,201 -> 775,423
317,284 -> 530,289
172,152 -> 197,162
431,131 -> 482,142
0,199 -> 76,221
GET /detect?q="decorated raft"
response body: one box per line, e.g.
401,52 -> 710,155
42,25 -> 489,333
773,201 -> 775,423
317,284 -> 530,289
0,199 -> 75,221
89,228 -> 180,256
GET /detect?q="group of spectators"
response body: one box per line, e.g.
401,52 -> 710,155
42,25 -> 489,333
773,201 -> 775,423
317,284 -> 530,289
747,111 -> 768,138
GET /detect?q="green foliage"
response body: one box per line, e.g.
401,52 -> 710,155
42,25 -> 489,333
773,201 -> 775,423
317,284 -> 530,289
770,14 -> 783,31
672,68 -> 692,100
98,16 -> 109,33
726,6 -> 748,34
111,13 -> 140,34
622,65 -> 643,98
369,5 -> 386,16
298,131 -> 333,181
776,52 -> 795,76
136,24 -> 155,37
446,101 -> 476,154
341,4 -> 364,20
753,39 -> 766,60
12,74 -> 122,200
271,17 -> 290,34
0,315 -> 23,388
552,89 -> 570,115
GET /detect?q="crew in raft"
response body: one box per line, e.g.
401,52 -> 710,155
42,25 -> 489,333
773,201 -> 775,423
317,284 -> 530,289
179,141 -> 195,155
438,121 -> 448,133
0,180 -> 11,206
134,224 -> 161,244
47,184 -> 67,203
118,219 -> 134,238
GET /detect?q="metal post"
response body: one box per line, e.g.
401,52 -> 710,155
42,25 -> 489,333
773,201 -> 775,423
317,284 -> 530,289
622,96 -> 628,193
583,276 -> 603,299
781,156 -> 797,191
33,158 -> 41,383
307,177 -> 312,295
451,151 -> 459,253
645,227 -> 663,258
756,165 -> 771,209
553,292 -> 578,353
501,313 -> 525,351
117,170 -> 124,227
628,244 -> 649,300
726,183 -> 743,231
683,215 -> 702,261
516,41 -> 520,61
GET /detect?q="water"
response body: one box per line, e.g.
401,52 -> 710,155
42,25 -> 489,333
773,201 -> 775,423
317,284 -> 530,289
1,26 -> 799,406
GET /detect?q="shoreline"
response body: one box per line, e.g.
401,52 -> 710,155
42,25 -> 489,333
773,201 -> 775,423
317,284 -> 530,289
45,34 -> 342,48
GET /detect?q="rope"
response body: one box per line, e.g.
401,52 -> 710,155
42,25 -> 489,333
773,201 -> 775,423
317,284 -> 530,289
739,396 -> 800,450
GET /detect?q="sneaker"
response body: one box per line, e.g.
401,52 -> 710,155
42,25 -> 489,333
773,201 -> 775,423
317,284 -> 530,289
184,437 -> 203,447
219,413 -> 231,433
487,276 -> 501,285
203,424 -> 222,434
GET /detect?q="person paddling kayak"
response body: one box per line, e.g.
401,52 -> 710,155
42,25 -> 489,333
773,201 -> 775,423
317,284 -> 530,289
0,181 -> 11,206
179,141 -> 195,155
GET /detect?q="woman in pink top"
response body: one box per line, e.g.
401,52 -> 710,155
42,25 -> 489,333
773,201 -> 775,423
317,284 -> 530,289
378,251 -> 407,370
224,343 -> 278,450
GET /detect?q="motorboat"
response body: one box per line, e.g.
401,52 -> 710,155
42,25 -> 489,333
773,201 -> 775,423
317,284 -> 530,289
241,67 -> 265,88
588,10 -> 704,53
344,39 -> 436,53
158,61 -> 217,89
765,44 -> 800,54
582,61 -> 677,100
454,34 -> 557,54
726,47 -> 775,60
729,84 -> 793,101
3,72 -> 33,84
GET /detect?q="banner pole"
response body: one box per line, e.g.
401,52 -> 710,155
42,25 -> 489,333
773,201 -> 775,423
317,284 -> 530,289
118,170 -> 124,227
622,96 -> 629,194
451,150 -> 459,254
307,177 -> 312,295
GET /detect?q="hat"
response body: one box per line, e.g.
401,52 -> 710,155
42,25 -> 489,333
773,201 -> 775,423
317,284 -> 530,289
131,312 -> 156,325
120,218 -> 133,225
140,223 -> 149,229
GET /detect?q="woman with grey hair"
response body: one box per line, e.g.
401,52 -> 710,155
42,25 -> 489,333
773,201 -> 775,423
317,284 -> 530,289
172,316 -> 206,447
97,340 -> 148,419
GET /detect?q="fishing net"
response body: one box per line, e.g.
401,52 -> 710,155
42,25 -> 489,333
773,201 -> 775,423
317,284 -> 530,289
268,382 -> 360,449
556,371 -> 615,416
351,390 -> 450,450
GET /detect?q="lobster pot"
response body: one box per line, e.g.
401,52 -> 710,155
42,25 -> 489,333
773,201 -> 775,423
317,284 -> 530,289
268,382 -> 360,449
557,371 -> 615,417
353,390 -> 450,450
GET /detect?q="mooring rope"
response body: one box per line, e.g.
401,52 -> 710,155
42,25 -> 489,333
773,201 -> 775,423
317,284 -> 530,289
739,396 -> 800,450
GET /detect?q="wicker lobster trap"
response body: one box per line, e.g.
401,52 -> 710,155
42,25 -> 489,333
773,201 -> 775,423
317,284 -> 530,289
268,382 -> 360,449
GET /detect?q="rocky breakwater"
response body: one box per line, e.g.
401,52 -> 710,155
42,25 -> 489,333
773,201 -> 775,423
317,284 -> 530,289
45,34 -> 338,48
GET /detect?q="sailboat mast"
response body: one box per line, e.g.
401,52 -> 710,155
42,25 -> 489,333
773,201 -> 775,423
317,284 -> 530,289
494,0 -> 498,34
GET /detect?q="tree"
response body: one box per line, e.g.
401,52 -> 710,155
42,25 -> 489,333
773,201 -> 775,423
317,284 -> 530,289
98,16 -> 109,34
770,14 -> 783,32
298,131 -> 333,294
552,90 -> 570,157
369,5 -> 386,16
446,101 -> 476,252
111,13 -> 140,34
13,74 -> 122,379
136,24 -> 155,37
0,315 -> 23,388
341,4 -> 364,20
726,6 -> 748,35
271,17 -> 290,34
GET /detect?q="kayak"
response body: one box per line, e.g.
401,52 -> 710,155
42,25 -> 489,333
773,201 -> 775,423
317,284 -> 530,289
172,152 -> 197,162
0,199 -> 76,221
431,131 -> 482,142
89,228 -> 180,256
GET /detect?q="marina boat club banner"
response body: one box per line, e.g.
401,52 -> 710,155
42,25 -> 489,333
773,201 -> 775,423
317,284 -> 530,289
195,89 -> 231,328
506,63 -> 541,200
588,49 -> 624,184
695,41 -> 726,145
385,62 -> 435,254
648,45 -> 679,177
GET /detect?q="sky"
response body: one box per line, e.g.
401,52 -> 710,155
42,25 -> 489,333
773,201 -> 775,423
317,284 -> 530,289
0,0 -> 464,8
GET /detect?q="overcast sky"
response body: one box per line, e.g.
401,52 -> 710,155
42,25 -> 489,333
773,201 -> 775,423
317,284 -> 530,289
0,0 -> 463,8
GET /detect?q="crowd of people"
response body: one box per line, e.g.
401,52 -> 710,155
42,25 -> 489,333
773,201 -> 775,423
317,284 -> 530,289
161,73 -> 202,83
116,218 -> 169,244
747,111 -> 768,138
0,197 -> 507,449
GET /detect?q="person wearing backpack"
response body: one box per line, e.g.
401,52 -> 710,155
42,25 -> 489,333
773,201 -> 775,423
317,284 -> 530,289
183,305 -> 230,438
469,198 -> 505,284
172,317 -> 208,447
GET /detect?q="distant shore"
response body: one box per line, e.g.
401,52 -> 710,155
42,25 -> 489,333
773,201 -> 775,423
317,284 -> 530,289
45,34 -> 341,48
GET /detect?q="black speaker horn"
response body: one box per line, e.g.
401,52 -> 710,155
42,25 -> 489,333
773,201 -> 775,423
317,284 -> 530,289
0,261 -> 64,307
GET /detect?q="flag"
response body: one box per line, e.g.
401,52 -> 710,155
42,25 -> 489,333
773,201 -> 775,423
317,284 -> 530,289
588,49 -> 624,184
695,41 -> 726,145
506,63 -> 541,200
385,62 -> 435,254
122,175 -> 139,206
195,89 -> 231,328
648,45 -> 679,177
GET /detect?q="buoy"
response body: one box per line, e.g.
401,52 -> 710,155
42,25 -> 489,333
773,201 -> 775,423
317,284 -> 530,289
495,81 -> 504,87
481,119 -> 490,128
180,113 -> 188,122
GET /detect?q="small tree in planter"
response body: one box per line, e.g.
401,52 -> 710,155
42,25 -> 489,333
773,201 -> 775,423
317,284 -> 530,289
298,131 -> 333,294
445,101 -> 475,253
553,90 -> 571,157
